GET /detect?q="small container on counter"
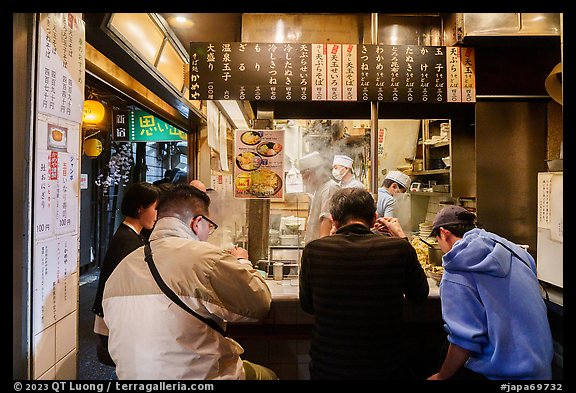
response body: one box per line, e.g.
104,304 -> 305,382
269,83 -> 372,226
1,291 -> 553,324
273,262 -> 284,281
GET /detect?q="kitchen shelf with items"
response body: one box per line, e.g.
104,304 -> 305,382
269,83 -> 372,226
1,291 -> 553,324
410,119 -> 452,195
261,216 -> 304,280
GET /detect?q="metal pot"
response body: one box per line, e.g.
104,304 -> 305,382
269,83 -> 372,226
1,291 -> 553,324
428,247 -> 444,266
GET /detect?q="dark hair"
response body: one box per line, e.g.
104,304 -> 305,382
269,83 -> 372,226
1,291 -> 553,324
153,177 -> 171,186
156,182 -> 174,194
330,188 -> 376,227
157,183 -> 211,217
121,182 -> 160,219
436,223 -> 477,238
171,170 -> 188,185
382,178 -> 406,191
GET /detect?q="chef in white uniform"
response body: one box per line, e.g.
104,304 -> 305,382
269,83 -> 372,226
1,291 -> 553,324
332,154 -> 364,189
299,151 -> 340,244
376,170 -> 411,218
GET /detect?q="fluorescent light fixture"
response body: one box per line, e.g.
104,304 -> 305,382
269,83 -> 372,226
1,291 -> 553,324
109,13 -> 164,64
217,100 -> 250,130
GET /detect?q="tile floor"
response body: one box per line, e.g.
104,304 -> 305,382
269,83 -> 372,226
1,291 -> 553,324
78,267 -> 117,380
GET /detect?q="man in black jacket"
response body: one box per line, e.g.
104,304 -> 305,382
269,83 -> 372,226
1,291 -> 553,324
299,187 -> 429,379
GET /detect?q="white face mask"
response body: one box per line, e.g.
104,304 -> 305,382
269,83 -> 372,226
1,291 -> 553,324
332,167 -> 346,181
394,192 -> 408,202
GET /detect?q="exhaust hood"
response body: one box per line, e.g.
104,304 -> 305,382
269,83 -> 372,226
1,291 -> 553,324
444,13 -> 561,45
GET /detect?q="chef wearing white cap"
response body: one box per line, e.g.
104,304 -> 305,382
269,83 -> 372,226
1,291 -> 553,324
298,151 -> 340,244
376,170 -> 411,218
332,154 -> 365,189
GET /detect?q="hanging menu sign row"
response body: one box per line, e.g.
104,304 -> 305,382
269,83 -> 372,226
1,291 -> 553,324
189,43 -> 475,103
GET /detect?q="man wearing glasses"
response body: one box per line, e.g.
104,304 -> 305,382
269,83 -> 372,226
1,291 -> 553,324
102,184 -> 277,380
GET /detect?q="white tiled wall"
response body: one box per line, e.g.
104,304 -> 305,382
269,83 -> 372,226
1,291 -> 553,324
424,196 -> 446,224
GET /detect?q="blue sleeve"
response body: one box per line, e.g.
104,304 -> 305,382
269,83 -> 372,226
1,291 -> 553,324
440,279 -> 489,354
383,198 -> 397,217
377,193 -> 397,217
376,196 -> 384,217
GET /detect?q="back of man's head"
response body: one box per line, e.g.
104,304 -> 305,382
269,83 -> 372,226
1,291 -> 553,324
157,184 -> 210,222
330,188 -> 376,227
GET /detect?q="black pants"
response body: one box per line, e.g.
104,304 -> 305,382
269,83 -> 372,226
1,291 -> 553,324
96,333 -> 116,367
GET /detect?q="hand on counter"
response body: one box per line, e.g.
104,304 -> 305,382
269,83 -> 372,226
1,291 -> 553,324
225,245 -> 249,260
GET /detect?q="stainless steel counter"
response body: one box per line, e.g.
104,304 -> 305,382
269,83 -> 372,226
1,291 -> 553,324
264,277 -> 440,302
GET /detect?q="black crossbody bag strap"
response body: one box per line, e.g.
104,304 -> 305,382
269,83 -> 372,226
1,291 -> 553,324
491,238 -> 531,269
144,243 -> 227,337
491,238 -> 550,302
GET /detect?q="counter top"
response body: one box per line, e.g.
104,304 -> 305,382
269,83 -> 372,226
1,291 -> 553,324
265,279 -> 300,301
264,277 -> 440,302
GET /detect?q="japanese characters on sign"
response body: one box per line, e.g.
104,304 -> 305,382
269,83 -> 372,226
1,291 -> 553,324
190,43 -> 312,102
112,110 -> 187,142
358,44 -> 447,102
460,47 -> 477,103
343,44 -> 358,101
33,234 -> 77,333
312,44 -> 327,101
34,116 -> 80,240
33,13 -> 84,377
446,46 -> 462,103
327,44 -> 342,101
189,42 -> 475,103
234,129 -> 285,200
37,13 -> 85,123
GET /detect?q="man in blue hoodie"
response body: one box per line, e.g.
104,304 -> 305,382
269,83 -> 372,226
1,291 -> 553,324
428,205 -> 553,380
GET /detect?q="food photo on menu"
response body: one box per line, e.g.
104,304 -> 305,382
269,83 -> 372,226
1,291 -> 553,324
234,129 -> 285,200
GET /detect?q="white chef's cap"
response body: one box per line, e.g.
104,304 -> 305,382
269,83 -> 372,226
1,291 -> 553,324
333,154 -> 353,168
298,151 -> 323,171
385,170 -> 411,190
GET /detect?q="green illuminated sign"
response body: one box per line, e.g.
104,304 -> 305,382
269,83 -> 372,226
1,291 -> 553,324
130,111 -> 187,142
113,110 -> 187,142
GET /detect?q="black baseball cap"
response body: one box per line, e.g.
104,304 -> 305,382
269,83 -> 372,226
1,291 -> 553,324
431,205 -> 476,237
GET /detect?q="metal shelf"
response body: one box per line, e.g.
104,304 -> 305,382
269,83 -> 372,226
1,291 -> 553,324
411,191 -> 451,197
423,140 -> 449,147
411,169 -> 450,175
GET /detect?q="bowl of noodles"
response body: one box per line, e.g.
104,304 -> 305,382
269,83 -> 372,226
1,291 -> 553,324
249,168 -> 282,197
236,151 -> 262,171
240,131 -> 262,145
256,141 -> 282,157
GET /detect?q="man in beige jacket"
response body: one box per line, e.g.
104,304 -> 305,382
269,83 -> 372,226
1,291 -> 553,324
103,184 -> 277,380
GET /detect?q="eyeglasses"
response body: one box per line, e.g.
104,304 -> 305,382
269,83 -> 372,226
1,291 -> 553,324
194,214 -> 218,235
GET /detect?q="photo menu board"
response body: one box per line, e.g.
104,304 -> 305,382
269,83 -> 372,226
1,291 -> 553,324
234,129 -> 285,200
189,42 -> 475,103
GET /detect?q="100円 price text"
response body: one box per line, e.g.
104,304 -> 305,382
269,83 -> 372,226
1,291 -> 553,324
501,383 -> 562,392
13,381 -> 216,392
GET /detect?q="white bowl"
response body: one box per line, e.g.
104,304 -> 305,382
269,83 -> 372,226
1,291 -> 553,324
441,156 -> 451,168
546,159 -> 563,172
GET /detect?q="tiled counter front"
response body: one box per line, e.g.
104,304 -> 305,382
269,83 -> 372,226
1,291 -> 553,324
227,279 -> 313,379
227,278 -> 444,380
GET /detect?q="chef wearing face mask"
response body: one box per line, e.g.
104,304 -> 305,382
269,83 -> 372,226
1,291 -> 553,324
332,154 -> 365,189
376,170 -> 411,218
